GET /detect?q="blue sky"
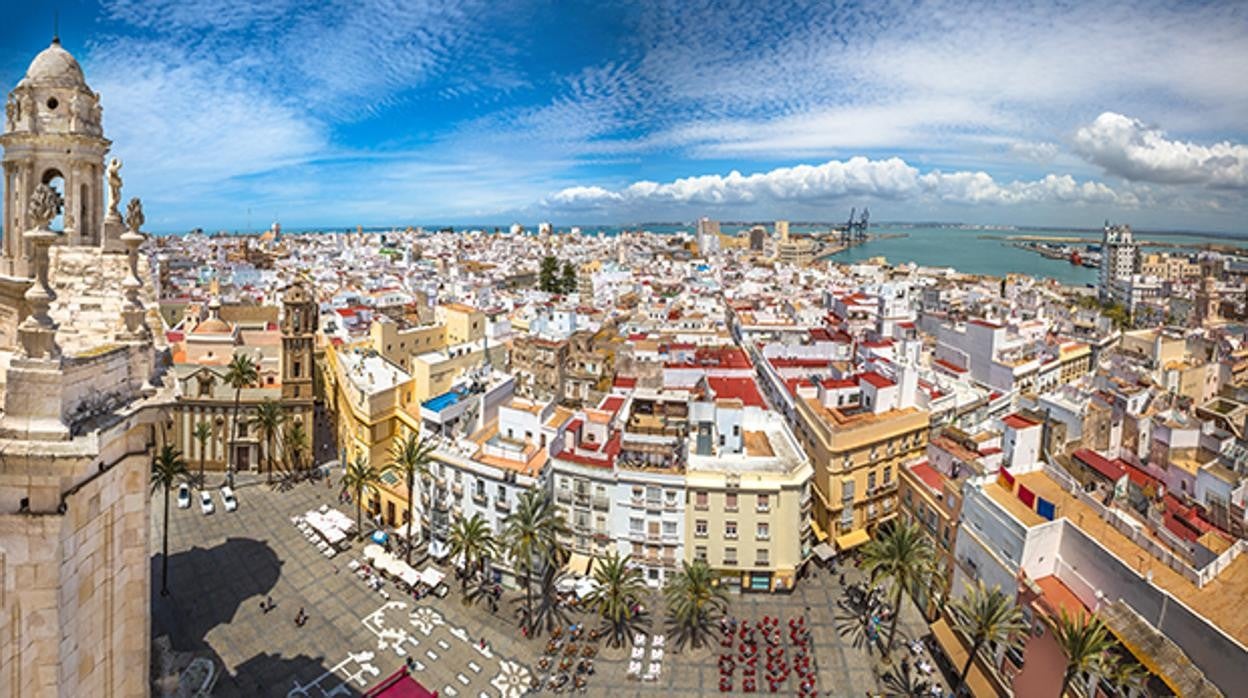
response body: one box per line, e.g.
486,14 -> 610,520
4,0 -> 1247,233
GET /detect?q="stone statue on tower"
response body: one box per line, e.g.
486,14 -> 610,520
106,157 -> 123,220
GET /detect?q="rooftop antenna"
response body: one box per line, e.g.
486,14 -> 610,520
53,10 -> 60,44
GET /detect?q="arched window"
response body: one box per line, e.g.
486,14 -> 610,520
40,168 -> 65,229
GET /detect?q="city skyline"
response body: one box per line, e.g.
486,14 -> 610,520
3,0 -> 1246,233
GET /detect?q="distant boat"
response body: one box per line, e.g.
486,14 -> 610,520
1070,250 -> 1082,265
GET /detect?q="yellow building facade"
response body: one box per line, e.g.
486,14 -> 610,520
794,398 -> 930,548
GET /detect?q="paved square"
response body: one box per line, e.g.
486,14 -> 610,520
151,477 -> 947,697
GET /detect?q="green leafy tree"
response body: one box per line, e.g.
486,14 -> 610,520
1053,610 -> 1117,697
341,454 -> 382,533
254,399 -> 286,483
861,520 -> 935,654
192,420 -> 213,486
388,433 -> 436,563
223,354 -> 258,488
949,580 -> 1027,693
538,255 -> 559,293
449,514 -> 498,597
663,560 -> 728,651
151,445 -> 189,596
560,260 -> 578,294
585,551 -> 648,648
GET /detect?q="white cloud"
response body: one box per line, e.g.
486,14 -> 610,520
1073,112 -> 1248,188
87,41 -> 326,205
542,157 -> 1133,212
1008,141 -> 1060,163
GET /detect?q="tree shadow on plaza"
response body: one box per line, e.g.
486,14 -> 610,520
152,536 -> 284,652
151,537 -> 365,697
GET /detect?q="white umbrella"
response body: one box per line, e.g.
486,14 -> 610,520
363,544 -> 384,561
419,566 -> 446,587
399,565 -> 422,587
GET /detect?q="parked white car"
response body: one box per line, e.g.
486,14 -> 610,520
220,486 -> 238,512
199,491 -> 214,515
176,484 -> 191,509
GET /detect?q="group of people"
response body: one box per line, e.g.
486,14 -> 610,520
717,615 -> 818,694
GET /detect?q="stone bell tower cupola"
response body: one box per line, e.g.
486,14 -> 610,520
2,38 -> 111,274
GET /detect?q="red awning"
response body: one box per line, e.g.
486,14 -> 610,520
365,669 -> 438,698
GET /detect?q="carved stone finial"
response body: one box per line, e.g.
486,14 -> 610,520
124,197 -> 144,232
28,183 -> 62,230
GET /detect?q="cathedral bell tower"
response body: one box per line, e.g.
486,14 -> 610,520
1,38 -> 111,276
281,282 -> 317,401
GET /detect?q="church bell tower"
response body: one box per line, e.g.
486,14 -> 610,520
1,38 -> 111,276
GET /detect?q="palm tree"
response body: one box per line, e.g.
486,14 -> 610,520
253,399 -> 286,483
861,520 -> 935,654
529,551 -> 572,636
192,420 -> 213,486
1052,610 -> 1117,697
340,454 -> 382,533
880,658 -> 932,697
284,420 -> 309,472
1101,655 -> 1148,697
222,354 -> 258,488
663,560 -> 728,651
503,490 -> 568,636
151,445 -> 189,596
949,580 -> 1027,693
585,551 -> 647,648
448,514 -> 497,596
388,433 -> 436,563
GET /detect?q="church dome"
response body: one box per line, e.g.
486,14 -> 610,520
20,39 -> 88,89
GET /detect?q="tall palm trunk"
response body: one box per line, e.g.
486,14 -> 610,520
228,389 -> 241,488
161,485 -> 171,596
406,474 -> 415,564
198,449 -> 206,485
355,490 -> 363,533
886,582 -> 904,652
522,562 -> 533,633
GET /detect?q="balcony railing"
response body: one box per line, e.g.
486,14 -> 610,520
471,492 -> 487,507
495,499 -> 511,514
555,489 -> 572,504
591,495 -> 610,511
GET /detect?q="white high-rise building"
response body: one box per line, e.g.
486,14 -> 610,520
1099,222 -> 1137,304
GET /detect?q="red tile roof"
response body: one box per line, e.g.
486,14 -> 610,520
707,377 -> 766,408
1073,449 -> 1126,481
933,358 -> 968,374
1003,413 -> 1040,430
859,372 -> 895,389
909,460 -> 944,493
599,395 -> 626,416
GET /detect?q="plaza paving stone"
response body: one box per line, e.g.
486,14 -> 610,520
151,476 -> 950,697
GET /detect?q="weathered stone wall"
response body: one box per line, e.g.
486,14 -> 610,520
47,246 -> 158,356
0,415 -> 153,698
